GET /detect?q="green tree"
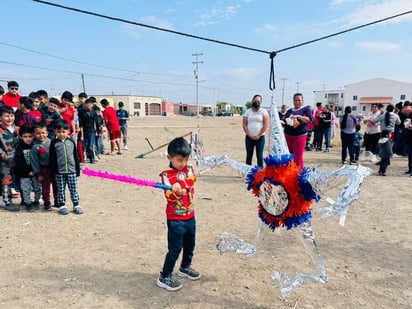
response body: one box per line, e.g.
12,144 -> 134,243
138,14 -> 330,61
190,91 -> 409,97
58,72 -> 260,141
216,101 -> 228,111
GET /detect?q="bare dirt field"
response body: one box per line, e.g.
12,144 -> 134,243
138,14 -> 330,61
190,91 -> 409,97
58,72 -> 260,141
1,116 -> 411,308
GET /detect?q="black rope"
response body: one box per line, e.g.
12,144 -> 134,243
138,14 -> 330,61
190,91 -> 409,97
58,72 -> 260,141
32,0 -> 271,56
31,0 -> 412,92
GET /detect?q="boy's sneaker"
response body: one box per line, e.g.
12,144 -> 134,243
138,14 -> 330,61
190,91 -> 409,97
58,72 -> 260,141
44,201 -> 52,211
5,203 -> 20,212
59,206 -> 69,215
124,145 -> 128,150
11,188 -> 20,198
26,204 -> 35,212
32,202 -> 40,210
177,266 -> 201,280
73,206 -> 84,214
156,274 -> 182,291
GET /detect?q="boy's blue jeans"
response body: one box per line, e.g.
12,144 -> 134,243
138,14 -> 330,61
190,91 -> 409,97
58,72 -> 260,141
161,217 -> 196,277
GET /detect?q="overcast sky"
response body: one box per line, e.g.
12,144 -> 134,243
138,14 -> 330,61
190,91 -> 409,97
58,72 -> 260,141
1,0 -> 412,107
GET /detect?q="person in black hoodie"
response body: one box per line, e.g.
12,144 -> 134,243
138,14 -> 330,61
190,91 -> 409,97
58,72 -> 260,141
14,125 -> 41,211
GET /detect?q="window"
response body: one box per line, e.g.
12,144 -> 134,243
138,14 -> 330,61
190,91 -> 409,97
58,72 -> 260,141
134,102 -> 141,109
362,106 -> 366,112
351,106 -> 357,111
324,93 -> 327,98
341,93 -> 344,98
400,94 -> 406,100
353,95 -> 358,101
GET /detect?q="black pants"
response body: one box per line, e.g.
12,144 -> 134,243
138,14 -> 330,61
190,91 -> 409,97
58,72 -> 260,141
364,132 -> 380,154
245,135 -> 265,167
161,217 -> 196,277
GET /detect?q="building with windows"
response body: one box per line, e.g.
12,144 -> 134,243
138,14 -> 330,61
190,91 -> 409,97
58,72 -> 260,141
314,78 -> 412,116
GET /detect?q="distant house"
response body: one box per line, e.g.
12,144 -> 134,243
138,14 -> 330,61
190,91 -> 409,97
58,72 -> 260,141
314,78 -> 412,116
89,95 -> 162,116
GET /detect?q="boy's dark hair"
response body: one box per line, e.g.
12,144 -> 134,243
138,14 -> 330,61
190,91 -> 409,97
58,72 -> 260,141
404,101 -> 411,107
37,90 -> 48,98
29,91 -> 40,100
355,125 -> 361,132
381,129 -> 391,137
167,137 -> 191,157
118,101 -> 124,108
33,123 -> 47,131
100,98 -> 109,107
316,102 -> 322,108
0,105 -> 14,116
85,98 -> 94,104
7,80 -> 18,88
48,97 -> 60,106
61,91 -> 73,102
19,96 -> 34,110
78,92 -> 87,99
89,96 -> 97,103
377,103 -> 384,109
54,119 -> 69,130
93,105 -> 101,111
19,124 -> 34,136
0,85 -> 4,95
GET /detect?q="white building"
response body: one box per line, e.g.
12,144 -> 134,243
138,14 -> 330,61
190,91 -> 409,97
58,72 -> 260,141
314,78 -> 412,116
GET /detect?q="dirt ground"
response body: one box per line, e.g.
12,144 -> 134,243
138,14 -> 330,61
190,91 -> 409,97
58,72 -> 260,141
1,115 -> 411,309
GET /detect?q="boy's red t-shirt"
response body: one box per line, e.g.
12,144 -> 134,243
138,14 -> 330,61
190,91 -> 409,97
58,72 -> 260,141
103,106 -> 120,131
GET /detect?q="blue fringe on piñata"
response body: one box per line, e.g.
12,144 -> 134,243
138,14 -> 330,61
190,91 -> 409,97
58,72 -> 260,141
246,154 -> 317,231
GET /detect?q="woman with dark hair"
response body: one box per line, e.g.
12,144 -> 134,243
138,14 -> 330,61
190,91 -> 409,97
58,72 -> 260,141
340,106 -> 359,164
242,94 -> 269,167
373,104 -> 400,133
283,93 -> 313,167
363,104 -> 381,154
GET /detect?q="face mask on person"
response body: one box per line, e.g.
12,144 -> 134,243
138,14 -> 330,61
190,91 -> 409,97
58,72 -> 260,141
252,101 -> 260,109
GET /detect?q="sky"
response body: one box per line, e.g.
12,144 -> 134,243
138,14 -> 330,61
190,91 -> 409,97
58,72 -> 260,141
1,0 -> 412,107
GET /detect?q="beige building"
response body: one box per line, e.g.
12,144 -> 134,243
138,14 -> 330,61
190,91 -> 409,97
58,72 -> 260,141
90,95 -> 162,116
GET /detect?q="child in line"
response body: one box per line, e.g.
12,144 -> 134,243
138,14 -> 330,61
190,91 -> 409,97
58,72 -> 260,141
43,98 -> 62,141
15,96 -> 39,128
28,92 -> 45,125
14,125 -> 41,211
93,106 -> 105,158
353,125 -> 363,161
0,106 -> 19,211
49,119 -> 82,215
377,129 -> 393,176
31,124 -> 57,210
157,137 -> 200,292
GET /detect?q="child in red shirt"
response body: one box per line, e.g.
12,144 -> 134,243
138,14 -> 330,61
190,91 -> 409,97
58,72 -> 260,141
156,137 -> 200,292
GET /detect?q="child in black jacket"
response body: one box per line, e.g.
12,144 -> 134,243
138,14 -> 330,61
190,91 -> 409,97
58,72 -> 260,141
14,125 -> 41,211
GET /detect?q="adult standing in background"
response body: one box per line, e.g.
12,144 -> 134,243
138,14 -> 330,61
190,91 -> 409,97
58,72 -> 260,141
363,104 -> 381,155
373,104 -> 400,134
284,93 -> 313,167
340,106 -> 359,165
242,94 -> 269,167
313,102 -> 323,151
116,102 -> 129,150
316,104 -> 332,152
278,104 -> 288,127
2,81 -> 22,111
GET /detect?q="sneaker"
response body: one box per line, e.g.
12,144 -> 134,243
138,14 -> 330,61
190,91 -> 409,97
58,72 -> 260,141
26,204 -> 35,212
341,161 -> 346,165
404,170 -> 412,174
106,152 -> 115,156
350,160 -> 357,164
324,148 -> 329,152
59,206 -> 69,215
381,172 -> 387,176
177,266 -> 201,280
32,202 -> 40,210
156,274 -> 182,291
124,145 -> 128,150
44,201 -> 52,211
11,188 -> 20,198
117,151 -> 122,155
73,206 -> 84,214
5,203 -> 20,212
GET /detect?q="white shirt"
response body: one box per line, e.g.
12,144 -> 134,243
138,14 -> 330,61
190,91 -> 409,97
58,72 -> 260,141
244,108 -> 269,136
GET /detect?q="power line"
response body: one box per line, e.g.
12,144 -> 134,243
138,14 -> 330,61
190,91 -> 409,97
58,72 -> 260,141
0,41 -> 192,78
32,0 -> 412,56
0,60 -> 194,87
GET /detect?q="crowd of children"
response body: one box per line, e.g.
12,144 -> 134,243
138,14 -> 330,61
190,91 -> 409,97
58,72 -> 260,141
0,80 -> 130,214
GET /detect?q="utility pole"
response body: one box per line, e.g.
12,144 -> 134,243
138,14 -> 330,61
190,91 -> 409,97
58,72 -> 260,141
295,81 -> 301,93
81,73 -> 86,93
280,78 -> 287,106
192,53 -> 203,117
